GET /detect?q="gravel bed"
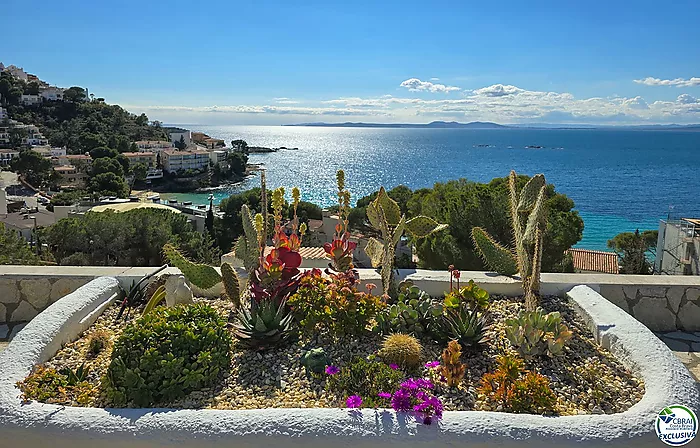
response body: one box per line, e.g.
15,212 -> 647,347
34,294 -> 644,415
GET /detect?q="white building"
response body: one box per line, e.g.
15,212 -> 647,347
134,140 -> 173,152
122,151 -> 156,168
20,94 -> 41,106
17,124 -> 48,146
5,65 -> 28,81
162,149 -> 210,173
209,150 -> 227,165
40,87 -> 64,101
0,106 -> 6,121
146,168 -> 164,180
169,129 -> 192,147
0,149 -> 19,166
655,218 -> 700,275
50,147 -> 67,157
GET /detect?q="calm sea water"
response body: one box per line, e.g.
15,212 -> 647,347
167,126 -> 700,251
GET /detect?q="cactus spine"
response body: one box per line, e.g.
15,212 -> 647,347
220,262 -> 242,308
471,171 -> 548,310
365,187 -> 447,298
163,243 -> 222,289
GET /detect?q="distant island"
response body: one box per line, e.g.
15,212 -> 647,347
285,120 -> 700,131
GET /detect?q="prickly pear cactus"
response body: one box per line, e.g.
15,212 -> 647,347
234,204 -> 261,273
221,262 -> 242,308
471,171 -> 548,310
163,244 -> 222,290
301,348 -> 331,374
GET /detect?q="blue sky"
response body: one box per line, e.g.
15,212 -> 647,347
2,0 -> 700,125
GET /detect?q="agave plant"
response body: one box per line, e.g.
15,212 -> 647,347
440,304 -> 490,348
233,299 -> 295,350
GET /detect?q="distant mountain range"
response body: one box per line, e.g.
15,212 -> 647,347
284,121 -> 700,131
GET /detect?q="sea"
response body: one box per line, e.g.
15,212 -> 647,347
165,125 -> 700,252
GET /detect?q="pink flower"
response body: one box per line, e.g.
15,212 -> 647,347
389,363 -> 399,370
425,361 -> 440,369
452,269 -> 461,279
346,395 -> 363,408
325,365 -> 340,375
365,283 -> 377,293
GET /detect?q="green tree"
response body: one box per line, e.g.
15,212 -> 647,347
231,139 -> 248,153
9,127 -> 27,148
91,157 -> 124,177
89,146 -> 119,159
607,229 -> 658,274
43,209 -> 218,266
131,163 -> 148,183
116,153 -> 130,173
11,149 -> 53,186
156,152 -> 162,169
402,175 -> 583,272
25,81 -> 41,95
0,223 -> 41,265
174,135 -> 187,150
227,151 -> 248,177
63,86 -> 87,103
89,172 -> 129,198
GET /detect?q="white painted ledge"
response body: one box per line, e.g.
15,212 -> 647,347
0,279 -> 698,447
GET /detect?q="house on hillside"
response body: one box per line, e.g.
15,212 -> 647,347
162,149 -> 209,173
122,152 -> 156,168
53,165 -> 88,188
134,140 -> 173,152
20,94 -> 41,106
40,87 -> 64,101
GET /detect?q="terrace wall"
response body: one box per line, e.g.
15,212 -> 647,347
1,266 -> 699,331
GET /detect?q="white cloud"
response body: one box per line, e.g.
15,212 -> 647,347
621,96 -> 649,110
473,84 -> 524,97
399,78 -> 460,93
633,77 -> 700,87
677,94 -> 699,104
273,97 -> 299,104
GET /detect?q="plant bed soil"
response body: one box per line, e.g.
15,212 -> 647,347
33,294 -> 644,415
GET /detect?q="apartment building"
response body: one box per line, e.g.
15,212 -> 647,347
162,149 -> 210,173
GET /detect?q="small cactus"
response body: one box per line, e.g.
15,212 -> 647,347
163,244 -> 222,290
378,333 -> 424,370
87,330 -> 111,357
437,340 -> 467,387
221,262 -> 242,308
301,348 -> 331,375
471,171 -> 548,310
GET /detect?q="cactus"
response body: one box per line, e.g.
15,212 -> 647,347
163,243 -> 222,290
437,340 -> 467,387
365,187 -> 447,298
471,171 -> 548,310
504,308 -> 572,357
221,262 -> 242,308
377,333 -> 424,370
234,204 -> 261,274
373,285 -> 443,337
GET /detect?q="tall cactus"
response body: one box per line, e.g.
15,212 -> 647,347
365,187 -> 447,298
234,204 -> 261,273
220,262 -> 242,308
471,171 -> 548,310
163,243 -> 222,290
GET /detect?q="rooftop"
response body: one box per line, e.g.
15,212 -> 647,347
0,209 -> 56,230
566,248 -> 620,274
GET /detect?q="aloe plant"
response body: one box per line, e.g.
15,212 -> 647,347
471,171 -> 548,310
365,187 -> 447,297
504,308 -> 572,357
233,298 -> 295,350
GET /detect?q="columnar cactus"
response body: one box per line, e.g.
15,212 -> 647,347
163,243 -> 222,290
234,204 -> 261,273
221,262 -> 242,308
471,171 -> 548,310
365,187 -> 447,298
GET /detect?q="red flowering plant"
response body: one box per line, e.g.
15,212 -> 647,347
249,187 -> 305,306
323,170 -> 358,279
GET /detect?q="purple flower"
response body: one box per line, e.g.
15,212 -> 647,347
346,395 -> 363,408
390,388 -> 413,412
378,392 -> 392,399
325,365 -> 340,375
414,396 -> 444,425
425,361 -> 440,369
401,378 -> 434,391
389,363 -> 399,370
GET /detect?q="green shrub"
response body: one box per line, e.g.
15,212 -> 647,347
105,303 -> 231,407
288,269 -> 385,336
326,357 -> 404,407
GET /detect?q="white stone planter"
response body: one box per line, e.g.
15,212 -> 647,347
1,278 -> 698,448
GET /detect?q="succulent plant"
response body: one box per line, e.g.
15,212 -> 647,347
234,204 -> 262,275
471,171 -> 548,310
301,347 -> 331,375
378,333 -> 424,370
505,308 -> 572,357
440,303 -> 490,348
443,280 -> 490,311
437,340 -> 467,387
220,262 -> 242,308
365,187 -> 447,298
233,299 -> 295,350
374,285 -> 443,338
163,243 -> 221,290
